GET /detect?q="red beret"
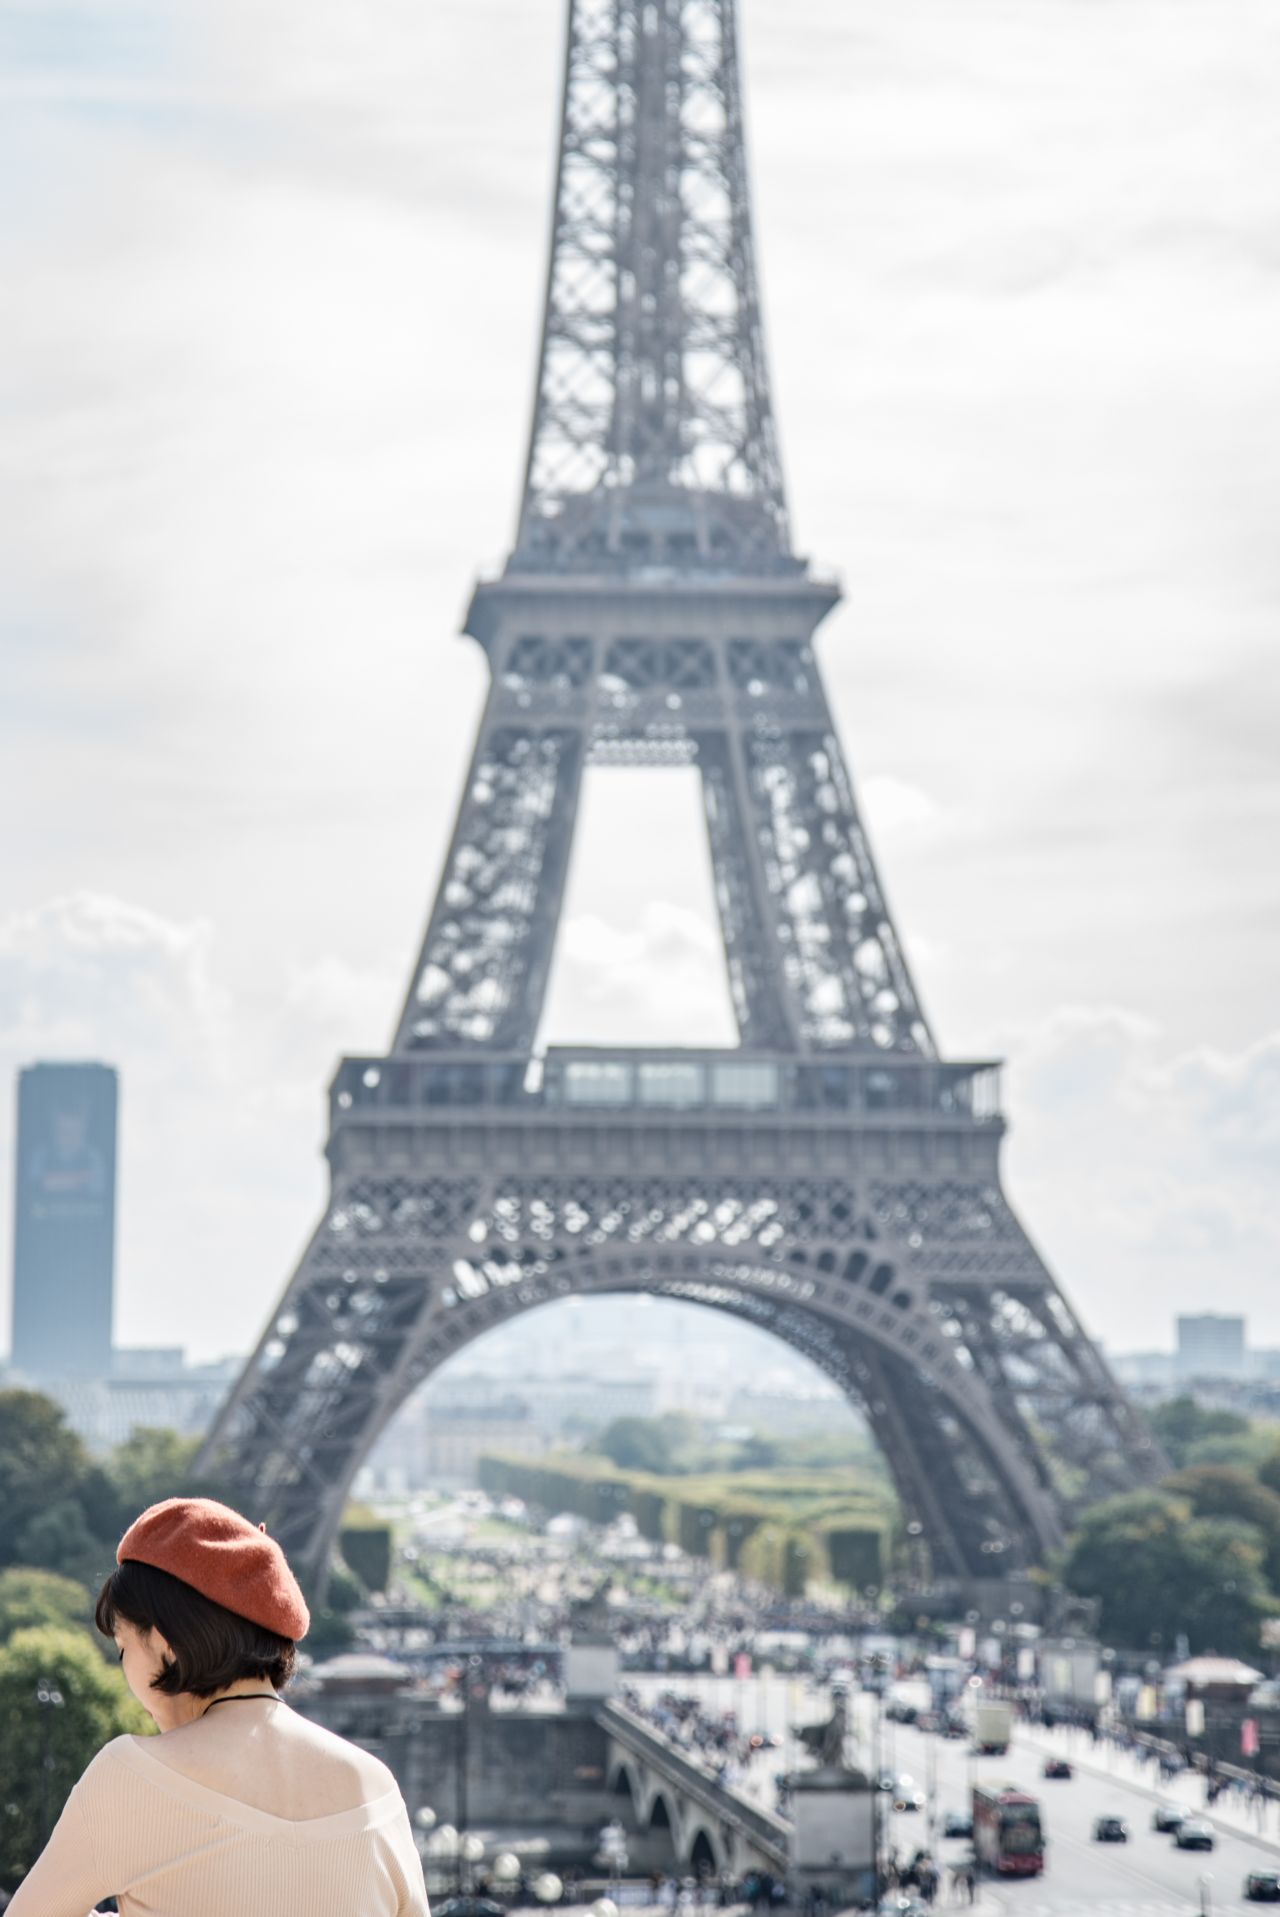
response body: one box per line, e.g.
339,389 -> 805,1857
118,1497 -> 310,1642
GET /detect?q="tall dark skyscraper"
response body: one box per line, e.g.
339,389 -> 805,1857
10,1062 -> 118,1378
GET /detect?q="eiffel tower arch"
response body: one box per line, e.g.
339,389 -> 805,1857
201,0 -> 1162,1591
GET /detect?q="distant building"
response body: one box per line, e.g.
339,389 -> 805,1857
31,1355 -> 239,1455
10,1062 -> 118,1378
724,1385 -> 853,1435
361,1370 -> 663,1493
1177,1314 -> 1247,1380
361,1392 -> 546,1494
1109,1350 -> 1177,1389
112,1346 -> 187,1379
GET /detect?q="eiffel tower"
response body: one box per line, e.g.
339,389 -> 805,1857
201,0 -> 1161,1592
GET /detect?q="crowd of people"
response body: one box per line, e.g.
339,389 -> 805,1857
620,1686 -> 767,1794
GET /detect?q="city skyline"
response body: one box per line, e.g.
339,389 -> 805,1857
2,0 -> 1278,1364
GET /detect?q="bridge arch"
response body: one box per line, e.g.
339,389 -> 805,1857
608,1759 -> 641,1818
648,1791 -> 674,1834
203,1168 -> 1108,1590
688,1827 -> 722,1875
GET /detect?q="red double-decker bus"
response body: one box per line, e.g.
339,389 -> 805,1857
972,1784 -> 1045,1875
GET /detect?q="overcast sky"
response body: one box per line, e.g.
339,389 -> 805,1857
1,0 -> 1278,1369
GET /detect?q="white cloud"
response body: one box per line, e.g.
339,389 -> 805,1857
543,904 -> 737,1051
0,892 -> 401,1361
860,775 -> 948,841
1001,1010 -> 1280,1350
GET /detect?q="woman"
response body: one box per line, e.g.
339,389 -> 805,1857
10,1497 -> 428,1916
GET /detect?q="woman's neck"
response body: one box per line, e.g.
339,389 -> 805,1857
155,1682 -> 279,1734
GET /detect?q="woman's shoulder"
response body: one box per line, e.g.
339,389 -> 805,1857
116,1708 -> 402,1821
72,1733 -> 149,1797
277,1705 -> 399,1794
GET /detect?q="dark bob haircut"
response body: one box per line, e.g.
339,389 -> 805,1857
95,1559 -> 297,1698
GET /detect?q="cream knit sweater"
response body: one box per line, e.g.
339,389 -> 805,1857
8,1733 -> 429,1916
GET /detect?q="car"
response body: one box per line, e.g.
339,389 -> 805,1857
1093,1816 -> 1129,1843
1042,1757 -> 1073,1780
435,1902 -> 507,1917
1175,1819 -> 1215,1851
1246,1874 -> 1280,1902
943,1810 -> 973,1840
877,1899 -> 926,1917
892,1775 -> 925,1811
1153,1804 -> 1186,1833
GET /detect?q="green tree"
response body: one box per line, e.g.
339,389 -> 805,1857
108,1427 -> 202,1515
0,1392 -> 91,1569
1183,1429 -> 1280,1474
597,1417 -> 678,1474
13,1497 -> 104,1585
732,1434 -> 783,1470
1061,1489 -> 1276,1658
1147,1397 -> 1251,1471
0,1625 -> 149,1891
305,1609 -> 356,1658
339,1523 -> 392,1595
1258,1448 -> 1280,1502
0,1569 -> 93,1645
1165,1464 -> 1280,1589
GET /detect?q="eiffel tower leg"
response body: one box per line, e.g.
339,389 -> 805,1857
952,1284 -> 1166,1505
698,733 -> 799,1051
392,702 -> 587,1054
202,1205 -> 472,1570
844,1343 -> 974,1583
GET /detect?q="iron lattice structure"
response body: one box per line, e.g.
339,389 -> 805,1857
202,0 -> 1161,1590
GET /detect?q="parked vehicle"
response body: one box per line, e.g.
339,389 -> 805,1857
1175,1819 -> 1215,1852
1093,1817 -> 1129,1843
892,1774 -> 925,1812
973,1700 -> 1014,1756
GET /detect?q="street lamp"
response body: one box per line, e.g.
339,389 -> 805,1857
422,1823 -> 459,1898
36,1675 -> 65,1852
493,1851 -> 522,1887
1199,1871 -> 1213,1917
534,1872 -> 564,1906
598,1817 -> 629,1894
461,1831 -> 486,1892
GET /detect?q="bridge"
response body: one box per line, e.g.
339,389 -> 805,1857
599,1699 -> 791,1877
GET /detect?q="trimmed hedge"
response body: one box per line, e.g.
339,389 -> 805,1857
339,1522 -> 392,1594
477,1454 -> 889,1599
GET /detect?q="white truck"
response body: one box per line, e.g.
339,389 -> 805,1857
973,1698 -> 1014,1756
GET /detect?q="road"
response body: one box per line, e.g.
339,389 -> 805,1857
868,1697 -> 1268,1917
624,1674 -> 1278,1917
